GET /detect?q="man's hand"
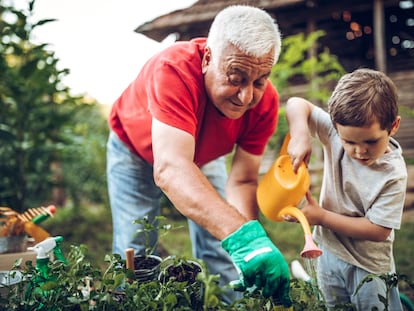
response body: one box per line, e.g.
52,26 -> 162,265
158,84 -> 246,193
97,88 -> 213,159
221,220 -> 292,306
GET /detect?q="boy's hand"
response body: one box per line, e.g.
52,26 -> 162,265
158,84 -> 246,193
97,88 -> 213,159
287,135 -> 312,173
301,191 -> 324,225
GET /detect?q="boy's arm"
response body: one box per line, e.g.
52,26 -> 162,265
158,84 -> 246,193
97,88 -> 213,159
285,97 -> 314,172
303,192 -> 392,242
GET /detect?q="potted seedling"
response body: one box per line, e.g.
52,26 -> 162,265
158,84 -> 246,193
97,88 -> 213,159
126,215 -> 172,282
159,255 -> 204,310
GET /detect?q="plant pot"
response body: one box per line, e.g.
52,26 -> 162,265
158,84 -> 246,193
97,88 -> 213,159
159,257 -> 204,310
0,270 -> 24,298
133,254 -> 162,282
0,235 -> 27,254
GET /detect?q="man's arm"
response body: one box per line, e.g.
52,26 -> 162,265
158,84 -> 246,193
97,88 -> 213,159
225,146 -> 262,220
151,118 -> 246,240
152,117 -> 291,304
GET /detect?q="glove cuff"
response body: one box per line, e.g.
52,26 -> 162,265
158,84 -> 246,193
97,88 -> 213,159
221,220 -> 267,253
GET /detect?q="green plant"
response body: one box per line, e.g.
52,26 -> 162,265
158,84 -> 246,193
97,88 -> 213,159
266,30 -> 346,153
0,0 -> 109,212
133,215 -> 178,257
270,30 -> 346,104
355,272 -> 414,311
0,0 -> 76,212
1,237 -> 413,310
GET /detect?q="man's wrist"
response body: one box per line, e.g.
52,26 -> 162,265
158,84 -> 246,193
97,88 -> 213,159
221,220 -> 266,252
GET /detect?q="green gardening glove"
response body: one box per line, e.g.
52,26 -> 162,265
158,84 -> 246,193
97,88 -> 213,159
221,220 -> 292,306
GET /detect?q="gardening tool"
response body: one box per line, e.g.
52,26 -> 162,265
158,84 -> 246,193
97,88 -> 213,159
0,205 -> 56,249
17,205 -> 56,243
18,205 -> 56,223
257,133 -> 322,258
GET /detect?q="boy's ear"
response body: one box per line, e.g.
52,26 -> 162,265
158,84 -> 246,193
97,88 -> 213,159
390,116 -> 401,136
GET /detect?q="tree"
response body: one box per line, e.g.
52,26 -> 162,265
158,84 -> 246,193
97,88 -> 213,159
0,0 -> 108,212
268,30 -> 346,151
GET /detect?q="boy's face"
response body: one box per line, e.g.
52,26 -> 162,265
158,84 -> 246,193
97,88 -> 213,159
336,118 -> 400,166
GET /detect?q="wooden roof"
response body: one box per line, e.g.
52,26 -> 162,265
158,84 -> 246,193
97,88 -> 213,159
135,0 -> 400,42
135,0 -> 308,42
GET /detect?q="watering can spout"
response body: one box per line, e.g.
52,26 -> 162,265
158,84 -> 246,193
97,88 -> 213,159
301,234 -> 323,258
257,133 -> 322,258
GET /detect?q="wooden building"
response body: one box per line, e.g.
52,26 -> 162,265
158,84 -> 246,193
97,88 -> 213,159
135,0 -> 414,157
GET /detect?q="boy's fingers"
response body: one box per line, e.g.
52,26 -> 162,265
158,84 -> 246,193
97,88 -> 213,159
305,191 -> 314,202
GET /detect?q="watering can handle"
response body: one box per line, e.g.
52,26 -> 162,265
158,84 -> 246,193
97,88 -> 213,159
280,133 -> 291,156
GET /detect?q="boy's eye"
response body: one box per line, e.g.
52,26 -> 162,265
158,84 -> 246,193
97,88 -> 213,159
343,140 -> 355,145
344,139 -> 378,145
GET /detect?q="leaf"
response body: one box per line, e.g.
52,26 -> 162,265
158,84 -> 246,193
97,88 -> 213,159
113,273 -> 126,290
33,18 -> 57,28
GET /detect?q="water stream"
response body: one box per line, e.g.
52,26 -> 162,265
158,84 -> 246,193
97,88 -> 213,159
302,257 -> 321,300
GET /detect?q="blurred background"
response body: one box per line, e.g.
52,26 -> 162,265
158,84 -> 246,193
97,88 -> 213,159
1,0 -> 413,299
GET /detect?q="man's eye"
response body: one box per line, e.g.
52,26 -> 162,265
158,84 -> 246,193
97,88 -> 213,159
254,79 -> 266,88
230,79 -> 241,86
228,74 -> 243,86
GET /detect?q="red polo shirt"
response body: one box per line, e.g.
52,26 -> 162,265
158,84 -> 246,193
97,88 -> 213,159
109,38 -> 279,166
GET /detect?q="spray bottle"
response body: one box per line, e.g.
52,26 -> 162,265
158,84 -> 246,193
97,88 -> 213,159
26,236 -> 67,309
28,236 -> 67,276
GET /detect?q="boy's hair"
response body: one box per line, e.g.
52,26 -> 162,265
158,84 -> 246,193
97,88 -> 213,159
206,5 -> 282,64
328,68 -> 399,132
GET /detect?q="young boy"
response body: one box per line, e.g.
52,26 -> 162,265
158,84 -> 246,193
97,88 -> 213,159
285,68 -> 407,310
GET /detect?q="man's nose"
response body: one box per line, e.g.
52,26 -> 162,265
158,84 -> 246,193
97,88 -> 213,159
238,84 -> 254,105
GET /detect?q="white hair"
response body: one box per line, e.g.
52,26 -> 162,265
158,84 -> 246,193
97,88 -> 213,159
206,5 -> 282,64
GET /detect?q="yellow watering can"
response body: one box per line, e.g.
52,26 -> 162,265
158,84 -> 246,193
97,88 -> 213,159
257,133 -> 322,259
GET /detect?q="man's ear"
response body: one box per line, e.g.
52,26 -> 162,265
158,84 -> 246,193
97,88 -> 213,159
202,47 -> 211,73
390,116 -> 401,136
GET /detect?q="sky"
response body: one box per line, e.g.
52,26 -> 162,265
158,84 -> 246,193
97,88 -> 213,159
22,0 -> 197,104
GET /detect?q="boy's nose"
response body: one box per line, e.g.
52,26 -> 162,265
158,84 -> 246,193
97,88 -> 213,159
354,145 -> 367,156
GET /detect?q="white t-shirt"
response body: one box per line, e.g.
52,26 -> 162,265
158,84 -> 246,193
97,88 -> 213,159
309,106 -> 407,274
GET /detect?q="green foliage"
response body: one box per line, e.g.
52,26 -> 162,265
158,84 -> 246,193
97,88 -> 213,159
399,105 -> 414,118
59,102 -> 109,209
289,279 -> 326,310
133,215 -> 180,257
271,30 -> 346,104
2,240 -> 412,310
42,204 -> 113,269
0,0 -> 74,212
267,106 -> 288,151
267,30 -> 346,153
7,214 -> 414,310
0,0 -> 109,212
41,204 -> 414,309
355,273 -> 400,311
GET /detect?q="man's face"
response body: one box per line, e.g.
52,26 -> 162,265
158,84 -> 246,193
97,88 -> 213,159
202,44 -> 274,119
336,118 -> 399,166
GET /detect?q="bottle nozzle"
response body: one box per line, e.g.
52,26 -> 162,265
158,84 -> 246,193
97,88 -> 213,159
28,236 -> 66,263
